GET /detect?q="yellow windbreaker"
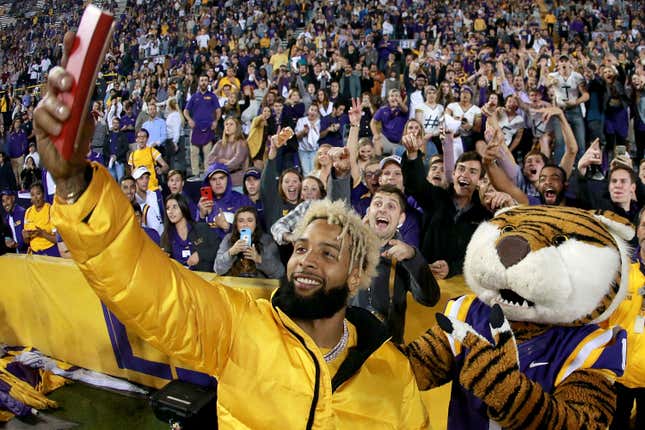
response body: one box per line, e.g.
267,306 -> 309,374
52,164 -> 430,429
608,262 -> 645,389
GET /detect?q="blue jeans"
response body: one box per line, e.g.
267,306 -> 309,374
553,107 -> 585,164
298,149 -> 317,176
108,161 -> 125,183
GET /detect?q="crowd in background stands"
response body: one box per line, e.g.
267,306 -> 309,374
0,0 -> 641,259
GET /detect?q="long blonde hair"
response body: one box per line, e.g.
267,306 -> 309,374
222,118 -> 245,145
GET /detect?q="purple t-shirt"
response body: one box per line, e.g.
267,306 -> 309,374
7,130 -> 28,159
170,225 -> 193,268
319,113 -> 349,147
373,106 -> 407,143
120,113 -> 136,144
185,90 -> 220,129
351,182 -> 371,216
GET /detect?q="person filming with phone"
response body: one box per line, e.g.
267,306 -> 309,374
214,206 -> 284,278
576,140 -> 644,223
197,163 -> 254,238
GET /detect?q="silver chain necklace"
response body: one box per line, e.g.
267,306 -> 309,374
323,320 -> 349,363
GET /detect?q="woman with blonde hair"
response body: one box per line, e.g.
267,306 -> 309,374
310,144 -> 332,187
355,138 -> 376,174
207,118 -> 250,191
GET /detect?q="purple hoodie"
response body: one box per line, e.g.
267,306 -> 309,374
203,163 -> 254,238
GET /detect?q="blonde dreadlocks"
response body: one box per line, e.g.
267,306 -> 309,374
292,200 -> 380,291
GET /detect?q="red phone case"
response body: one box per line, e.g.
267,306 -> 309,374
53,5 -> 114,161
200,186 -> 213,201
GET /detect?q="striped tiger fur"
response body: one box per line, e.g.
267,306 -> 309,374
403,206 -> 633,429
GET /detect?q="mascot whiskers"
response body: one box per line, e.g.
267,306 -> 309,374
404,205 -> 633,429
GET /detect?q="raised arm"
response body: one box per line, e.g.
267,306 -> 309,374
369,116 -> 384,154
536,106 -> 578,177
261,128 -> 293,225
401,134 -> 439,212
478,127 -> 529,205
35,52 -> 248,375
270,200 -> 312,245
346,98 -> 363,185
441,131 -> 456,181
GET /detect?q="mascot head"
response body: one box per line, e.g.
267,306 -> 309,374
464,206 -> 634,325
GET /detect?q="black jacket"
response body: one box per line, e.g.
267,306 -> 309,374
351,232 -> 439,343
103,130 -> 130,164
189,222 -> 221,272
576,172 -> 644,224
402,154 -> 491,277
0,160 -> 17,191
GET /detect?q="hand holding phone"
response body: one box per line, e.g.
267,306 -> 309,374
200,186 -> 213,201
615,145 -> 627,157
52,5 -> 115,160
240,228 -> 252,246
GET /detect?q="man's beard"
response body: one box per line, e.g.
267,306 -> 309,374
273,276 -> 349,320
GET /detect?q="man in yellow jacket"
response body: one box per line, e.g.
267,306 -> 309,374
32,32 -> 430,430
608,208 -> 645,429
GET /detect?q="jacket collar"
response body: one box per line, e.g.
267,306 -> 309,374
331,306 -> 390,392
270,294 -> 390,391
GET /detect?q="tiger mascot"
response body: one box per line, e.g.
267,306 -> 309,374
404,205 -> 634,429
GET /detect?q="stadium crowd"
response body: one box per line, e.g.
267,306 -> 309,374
0,0 -> 644,425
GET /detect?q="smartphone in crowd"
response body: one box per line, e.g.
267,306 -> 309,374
200,186 -> 213,201
614,145 -> 627,158
240,228 -> 252,246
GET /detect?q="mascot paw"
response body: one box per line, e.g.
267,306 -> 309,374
437,305 -> 522,410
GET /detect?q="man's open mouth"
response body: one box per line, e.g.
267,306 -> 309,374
375,217 -> 390,228
543,187 -> 556,201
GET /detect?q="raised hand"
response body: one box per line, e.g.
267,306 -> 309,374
486,191 -> 516,211
328,147 -> 351,177
348,98 -> 362,126
34,32 -> 94,199
401,133 -> 422,158
277,127 -> 294,147
577,138 -> 602,175
197,197 -> 214,218
532,105 -> 563,123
